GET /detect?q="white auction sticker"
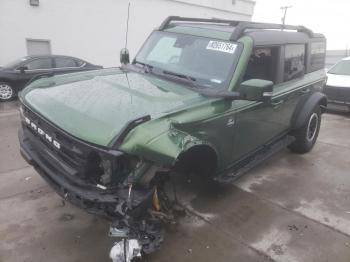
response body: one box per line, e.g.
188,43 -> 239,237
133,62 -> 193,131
206,41 -> 237,54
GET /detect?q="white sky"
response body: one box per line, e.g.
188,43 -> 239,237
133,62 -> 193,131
253,0 -> 350,50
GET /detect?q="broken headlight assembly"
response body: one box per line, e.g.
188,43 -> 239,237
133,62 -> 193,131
85,151 -> 137,189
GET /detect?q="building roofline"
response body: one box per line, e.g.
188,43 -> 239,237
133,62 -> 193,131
168,0 -> 254,17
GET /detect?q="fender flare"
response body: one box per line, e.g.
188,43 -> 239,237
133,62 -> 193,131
291,92 -> 327,130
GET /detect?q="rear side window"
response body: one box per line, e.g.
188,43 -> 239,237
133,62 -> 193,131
25,58 -> 52,70
75,59 -> 85,67
55,57 -> 77,68
310,42 -> 326,72
284,44 -> 305,81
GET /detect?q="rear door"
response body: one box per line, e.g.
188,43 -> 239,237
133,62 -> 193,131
53,57 -> 83,74
272,44 -> 310,127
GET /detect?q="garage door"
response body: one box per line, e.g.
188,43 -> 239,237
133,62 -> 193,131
26,39 -> 51,56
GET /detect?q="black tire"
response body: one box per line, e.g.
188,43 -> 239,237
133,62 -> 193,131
0,82 -> 15,101
288,105 -> 321,154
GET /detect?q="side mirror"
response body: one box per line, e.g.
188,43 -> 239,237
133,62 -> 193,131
240,79 -> 273,102
17,66 -> 28,73
120,48 -> 130,65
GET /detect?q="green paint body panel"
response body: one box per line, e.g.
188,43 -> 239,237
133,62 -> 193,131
22,68 -> 207,146
21,28 -> 327,177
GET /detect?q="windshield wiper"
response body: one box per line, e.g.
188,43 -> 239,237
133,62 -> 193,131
162,70 -> 201,89
133,60 -> 153,73
162,70 -> 196,82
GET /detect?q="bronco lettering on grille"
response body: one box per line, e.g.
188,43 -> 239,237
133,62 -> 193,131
24,116 -> 61,150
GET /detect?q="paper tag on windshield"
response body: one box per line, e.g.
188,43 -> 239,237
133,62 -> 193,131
206,41 -> 237,54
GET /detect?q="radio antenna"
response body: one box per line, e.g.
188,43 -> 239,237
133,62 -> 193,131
125,2 -> 131,49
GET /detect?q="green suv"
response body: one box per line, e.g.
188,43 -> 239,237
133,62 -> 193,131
19,17 -> 327,257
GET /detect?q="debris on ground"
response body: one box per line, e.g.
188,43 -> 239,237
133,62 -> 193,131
107,174 -> 189,261
60,213 -> 75,222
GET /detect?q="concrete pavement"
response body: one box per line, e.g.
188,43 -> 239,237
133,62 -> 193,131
0,101 -> 349,262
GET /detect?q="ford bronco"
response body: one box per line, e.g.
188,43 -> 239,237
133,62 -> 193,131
18,17 -> 327,260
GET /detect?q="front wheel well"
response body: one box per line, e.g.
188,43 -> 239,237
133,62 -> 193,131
173,145 -> 218,178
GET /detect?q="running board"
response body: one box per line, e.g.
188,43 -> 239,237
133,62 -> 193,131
215,135 -> 295,184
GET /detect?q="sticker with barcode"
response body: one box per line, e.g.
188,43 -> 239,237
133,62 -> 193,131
206,41 -> 237,54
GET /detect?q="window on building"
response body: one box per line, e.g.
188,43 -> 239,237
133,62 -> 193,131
55,57 -> 77,68
243,47 -> 279,83
309,42 -> 326,72
26,39 -> 51,56
25,58 -> 52,70
284,44 -> 305,81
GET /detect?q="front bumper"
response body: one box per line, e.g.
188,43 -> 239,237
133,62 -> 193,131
19,127 -> 153,219
324,85 -> 350,105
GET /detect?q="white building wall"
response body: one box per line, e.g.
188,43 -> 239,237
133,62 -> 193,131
0,0 -> 255,67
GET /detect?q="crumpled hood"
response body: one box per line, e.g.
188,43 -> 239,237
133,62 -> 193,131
21,68 -> 206,146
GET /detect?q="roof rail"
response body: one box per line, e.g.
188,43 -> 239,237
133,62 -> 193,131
159,16 -> 314,41
158,16 -> 239,30
230,21 -> 314,41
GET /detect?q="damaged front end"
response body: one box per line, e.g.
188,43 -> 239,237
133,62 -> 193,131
18,105 -> 180,260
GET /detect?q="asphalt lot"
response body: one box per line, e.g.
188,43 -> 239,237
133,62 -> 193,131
0,101 -> 350,262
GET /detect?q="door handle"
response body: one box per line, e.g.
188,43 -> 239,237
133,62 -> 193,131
271,100 -> 284,108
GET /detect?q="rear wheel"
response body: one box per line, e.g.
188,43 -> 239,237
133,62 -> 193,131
288,106 -> 321,154
0,82 -> 15,101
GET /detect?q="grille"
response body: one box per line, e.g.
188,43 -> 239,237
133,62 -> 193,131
22,105 -> 90,178
324,85 -> 350,102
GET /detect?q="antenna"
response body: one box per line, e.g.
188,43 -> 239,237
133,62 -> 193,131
125,2 -> 131,49
120,2 -> 131,65
280,5 -> 293,29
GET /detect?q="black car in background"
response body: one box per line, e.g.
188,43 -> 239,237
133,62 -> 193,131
0,55 -> 102,101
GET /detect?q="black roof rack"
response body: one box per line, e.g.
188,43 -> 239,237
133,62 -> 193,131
159,16 -> 314,41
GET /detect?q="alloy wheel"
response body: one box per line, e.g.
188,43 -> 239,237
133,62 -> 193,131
0,83 -> 13,101
306,112 -> 319,142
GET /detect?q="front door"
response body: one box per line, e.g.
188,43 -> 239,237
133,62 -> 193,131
231,44 -> 308,162
233,46 -> 304,162
231,96 -> 290,162
16,57 -> 54,88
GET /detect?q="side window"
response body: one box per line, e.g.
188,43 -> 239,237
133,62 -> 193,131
243,47 -> 279,82
55,57 -> 77,68
310,42 -> 326,72
75,59 -> 85,67
25,58 -> 52,70
284,44 -> 305,81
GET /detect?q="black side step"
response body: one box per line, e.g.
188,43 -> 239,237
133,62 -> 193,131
215,135 -> 295,184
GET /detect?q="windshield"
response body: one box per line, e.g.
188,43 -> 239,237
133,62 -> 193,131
134,31 -> 241,88
4,57 -> 29,69
328,60 -> 350,75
